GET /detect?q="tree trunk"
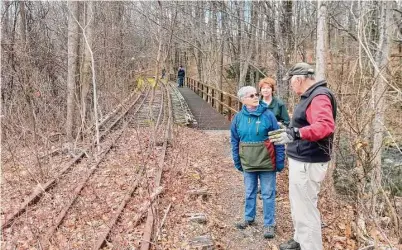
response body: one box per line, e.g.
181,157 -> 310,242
218,2 -> 226,92
151,1 -> 164,122
316,0 -> 326,81
19,1 -> 27,46
283,1 -> 293,65
238,1 -> 255,88
274,2 -> 288,100
80,1 -> 93,132
66,1 -> 79,148
370,0 -> 391,219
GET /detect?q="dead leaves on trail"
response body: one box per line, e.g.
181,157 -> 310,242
4,127 -> 399,249
157,127 -> 364,250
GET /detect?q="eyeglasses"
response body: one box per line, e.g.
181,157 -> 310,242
246,93 -> 260,99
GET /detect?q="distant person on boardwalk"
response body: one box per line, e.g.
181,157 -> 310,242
269,63 -> 337,250
161,68 -> 166,79
177,65 -> 185,87
257,77 -> 290,198
230,86 -> 285,239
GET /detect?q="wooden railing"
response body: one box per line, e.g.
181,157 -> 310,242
169,74 -> 241,121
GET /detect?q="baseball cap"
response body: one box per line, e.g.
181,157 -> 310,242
283,62 -> 315,81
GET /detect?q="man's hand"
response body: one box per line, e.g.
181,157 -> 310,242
268,128 -> 300,145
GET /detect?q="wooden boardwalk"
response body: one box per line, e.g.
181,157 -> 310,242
177,86 -> 231,130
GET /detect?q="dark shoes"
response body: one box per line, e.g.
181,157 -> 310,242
263,226 -> 275,239
235,220 -> 255,229
279,239 -> 301,250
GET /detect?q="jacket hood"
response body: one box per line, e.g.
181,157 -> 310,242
241,103 -> 267,117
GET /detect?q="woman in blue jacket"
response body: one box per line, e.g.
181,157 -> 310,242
230,86 -> 285,239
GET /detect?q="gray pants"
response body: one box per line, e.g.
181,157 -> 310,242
288,158 -> 328,250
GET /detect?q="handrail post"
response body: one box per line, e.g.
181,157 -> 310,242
211,89 -> 215,108
219,92 -> 223,114
227,96 -> 232,120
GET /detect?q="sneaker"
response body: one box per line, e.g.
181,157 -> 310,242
263,226 -> 275,239
279,239 -> 300,250
235,220 -> 255,229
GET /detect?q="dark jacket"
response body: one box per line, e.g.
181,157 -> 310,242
178,68 -> 185,78
287,80 -> 337,163
230,104 -> 285,172
260,96 -> 290,126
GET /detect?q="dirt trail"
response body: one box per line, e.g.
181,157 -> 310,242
159,128 -> 294,250
158,128 -> 361,250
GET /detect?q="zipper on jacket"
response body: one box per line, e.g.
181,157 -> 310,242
256,117 -> 260,135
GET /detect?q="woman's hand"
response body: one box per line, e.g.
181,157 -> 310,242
235,165 -> 243,172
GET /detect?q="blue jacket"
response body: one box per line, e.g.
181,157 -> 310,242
230,103 -> 285,172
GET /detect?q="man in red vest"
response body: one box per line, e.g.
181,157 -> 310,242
269,63 -> 337,250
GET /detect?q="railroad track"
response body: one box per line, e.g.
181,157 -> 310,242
1,85 -> 151,231
93,80 -> 172,250
2,80 -> 172,249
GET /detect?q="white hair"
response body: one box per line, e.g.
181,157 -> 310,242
237,86 -> 256,101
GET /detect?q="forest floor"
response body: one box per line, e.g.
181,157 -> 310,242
156,127 -> 373,250
2,127 -> 401,249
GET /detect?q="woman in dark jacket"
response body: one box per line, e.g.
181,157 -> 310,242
258,77 -> 290,127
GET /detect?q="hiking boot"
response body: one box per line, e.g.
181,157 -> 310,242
279,239 -> 301,250
263,226 -> 275,239
235,220 -> 255,229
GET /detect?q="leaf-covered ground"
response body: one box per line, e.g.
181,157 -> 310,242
2,127 -> 400,249
157,128 -> 399,250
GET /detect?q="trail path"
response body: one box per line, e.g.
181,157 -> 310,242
158,128 -> 354,250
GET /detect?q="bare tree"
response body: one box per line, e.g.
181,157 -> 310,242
369,0 -> 393,226
80,1 -> 93,134
66,1 -> 79,150
316,0 -> 326,81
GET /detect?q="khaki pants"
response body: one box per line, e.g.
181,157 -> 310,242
288,158 -> 328,250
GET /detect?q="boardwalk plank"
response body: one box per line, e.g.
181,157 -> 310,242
177,87 -> 231,130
